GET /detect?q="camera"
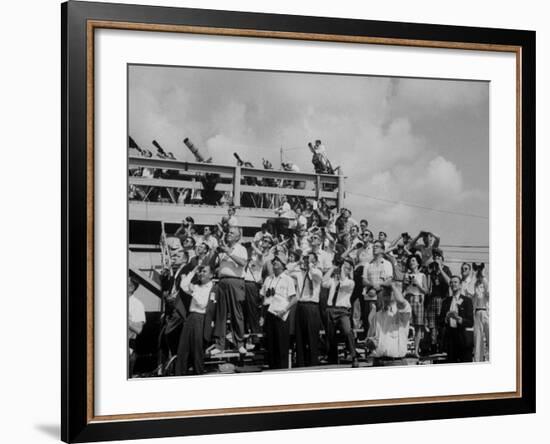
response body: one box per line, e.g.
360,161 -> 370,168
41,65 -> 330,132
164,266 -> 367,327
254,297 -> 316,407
333,256 -> 344,267
472,262 -> 485,272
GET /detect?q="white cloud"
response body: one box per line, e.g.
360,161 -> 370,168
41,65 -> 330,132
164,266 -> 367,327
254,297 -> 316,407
128,65 -> 488,243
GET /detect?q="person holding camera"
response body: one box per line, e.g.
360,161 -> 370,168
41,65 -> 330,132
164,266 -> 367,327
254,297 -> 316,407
260,256 -> 297,369
439,276 -> 474,363
403,254 -> 428,357
322,258 -> 359,367
426,249 -> 451,354
292,252 -> 323,367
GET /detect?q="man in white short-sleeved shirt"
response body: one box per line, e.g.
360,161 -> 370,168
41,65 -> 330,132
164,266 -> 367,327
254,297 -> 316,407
368,283 -> 412,363
211,227 -> 248,355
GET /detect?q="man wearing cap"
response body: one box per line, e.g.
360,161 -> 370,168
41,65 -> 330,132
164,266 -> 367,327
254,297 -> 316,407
211,227 -> 248,355
260,255 -> 297,369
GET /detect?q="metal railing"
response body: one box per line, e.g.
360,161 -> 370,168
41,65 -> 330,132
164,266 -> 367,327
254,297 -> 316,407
129,157 -> 346,208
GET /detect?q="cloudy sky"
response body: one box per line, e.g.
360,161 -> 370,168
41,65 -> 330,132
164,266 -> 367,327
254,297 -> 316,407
129,64 -> 489,246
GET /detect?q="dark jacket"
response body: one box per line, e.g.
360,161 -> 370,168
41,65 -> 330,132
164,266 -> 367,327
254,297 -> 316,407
439,294 -> 474,349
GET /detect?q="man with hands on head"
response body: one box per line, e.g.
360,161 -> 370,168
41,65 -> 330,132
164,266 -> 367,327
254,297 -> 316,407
362,240 -> 394,334
367,282 -> 412,366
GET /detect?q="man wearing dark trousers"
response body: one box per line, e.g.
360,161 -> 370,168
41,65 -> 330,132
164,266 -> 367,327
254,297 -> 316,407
175,265 -> 215,375
211,227 -> 248,355
439,276 -> 474,363
292,252 -> 323,367
322,259 -> 358,368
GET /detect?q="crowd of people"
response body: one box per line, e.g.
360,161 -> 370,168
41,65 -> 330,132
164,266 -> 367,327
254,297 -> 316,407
128,199 -> 490,377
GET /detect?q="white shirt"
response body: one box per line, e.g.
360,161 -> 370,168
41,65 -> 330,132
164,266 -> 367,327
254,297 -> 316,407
363,257 -> 393,289
323,277 -> 355,308
356,244 -> 374,265
218,243 -> 248,278
296,214 -> 308,228
260,273 -> 296,307
302,248 -> 333,272
202,235 -> 219,251
473,279 -> 489,310
295,267 -> 323,303
461,275 -> 476,299
278,202 -> 293,219
371,301 -> 412,358
244,254 -> 263,283
129,294 -> 146,340
448,295 -> 462,328
180,272 -> 214,314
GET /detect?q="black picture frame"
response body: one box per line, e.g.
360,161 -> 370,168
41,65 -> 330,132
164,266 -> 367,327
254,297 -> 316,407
62,1 -> 536,442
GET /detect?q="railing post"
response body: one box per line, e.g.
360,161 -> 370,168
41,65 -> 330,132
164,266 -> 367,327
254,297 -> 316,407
233,164 -> 241,206
337,168 -> 344,210
315,175 -> 321,200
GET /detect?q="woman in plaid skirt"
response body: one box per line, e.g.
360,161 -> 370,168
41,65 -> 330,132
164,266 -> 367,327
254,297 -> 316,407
425,249 -> 452,354
403,254 -> 428,357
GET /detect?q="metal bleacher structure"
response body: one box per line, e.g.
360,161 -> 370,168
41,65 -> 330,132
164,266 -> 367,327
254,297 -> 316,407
128,151 -> 345,301
128,140 -> 458,375
128,142 -> 360,375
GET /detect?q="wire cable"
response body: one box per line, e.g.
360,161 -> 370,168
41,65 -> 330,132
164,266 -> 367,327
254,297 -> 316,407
347,191 -> 489,220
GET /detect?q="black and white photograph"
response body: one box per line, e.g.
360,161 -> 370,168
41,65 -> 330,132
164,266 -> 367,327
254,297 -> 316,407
127,64 -> 490,378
